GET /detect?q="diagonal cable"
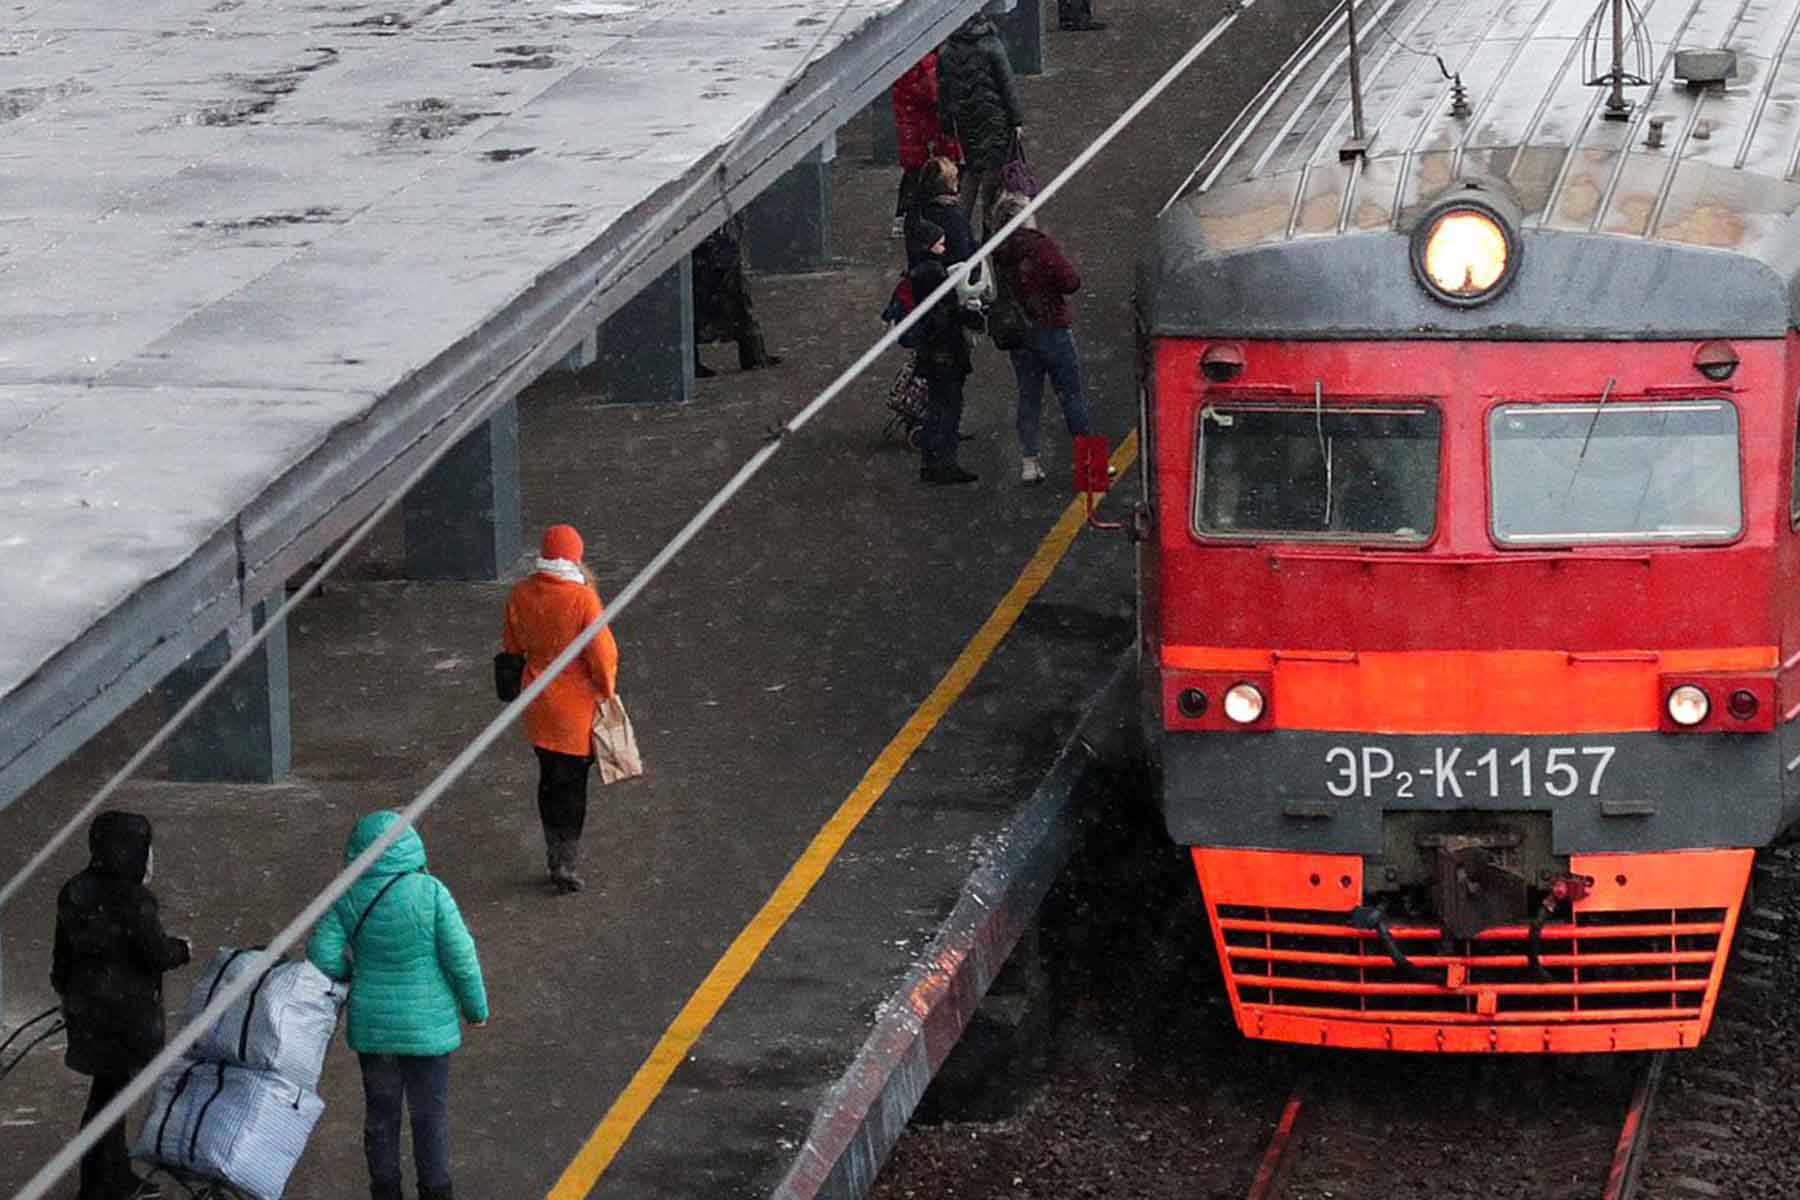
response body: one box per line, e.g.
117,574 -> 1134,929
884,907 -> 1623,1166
11,2 -> 1259,1195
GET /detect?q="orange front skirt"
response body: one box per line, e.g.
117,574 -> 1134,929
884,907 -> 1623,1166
1191,847 -> 1753,1053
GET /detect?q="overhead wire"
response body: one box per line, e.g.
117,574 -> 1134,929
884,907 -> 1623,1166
11,0 -> 1262,1193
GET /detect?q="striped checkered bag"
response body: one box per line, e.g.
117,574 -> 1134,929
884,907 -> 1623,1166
134,1061 -> 323,1200
179,948 -> 346,1092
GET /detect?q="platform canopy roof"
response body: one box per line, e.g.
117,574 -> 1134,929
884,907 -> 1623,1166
0,0 -> 985,807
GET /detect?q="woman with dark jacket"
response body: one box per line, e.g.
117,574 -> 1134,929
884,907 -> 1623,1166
908,218 -> 987,485
307,811 -> 488,1200
937,14 -> 1025,233
52,810 -> 191,1200
991,193 -> 1093,484
903,156 -> 976,271
889,51 -> 963,239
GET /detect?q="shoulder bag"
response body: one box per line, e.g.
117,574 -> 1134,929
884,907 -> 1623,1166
591,695 -> 644,784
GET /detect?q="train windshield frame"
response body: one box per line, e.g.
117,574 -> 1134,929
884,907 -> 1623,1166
1191,400 -> 1440,543
1488,399 -> 1742,546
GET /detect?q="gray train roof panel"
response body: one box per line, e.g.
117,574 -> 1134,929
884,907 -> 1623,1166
1171,0 -> 1800,263
0,0 -> 982,805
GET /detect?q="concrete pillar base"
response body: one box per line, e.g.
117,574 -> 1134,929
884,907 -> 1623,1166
744,139 -> 835,275
561,259 -> 696,404
997,0 -> 1047,76
161,602 -> 291,785
868,94 -> 899,166
403,399 -> 522,581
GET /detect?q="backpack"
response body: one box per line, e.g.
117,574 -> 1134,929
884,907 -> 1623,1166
987,264 -> 1030,352
882,274 -> 925,349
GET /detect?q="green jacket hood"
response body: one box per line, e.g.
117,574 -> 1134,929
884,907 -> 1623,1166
345,810 -> 427,876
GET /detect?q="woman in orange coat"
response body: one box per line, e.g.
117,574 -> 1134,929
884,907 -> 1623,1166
501,524 -> 619,893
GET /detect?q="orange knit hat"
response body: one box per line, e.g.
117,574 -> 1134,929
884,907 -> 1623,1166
541,523 -> 584,562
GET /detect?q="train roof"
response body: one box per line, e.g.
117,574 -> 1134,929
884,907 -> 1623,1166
1145,0 -> 1800,340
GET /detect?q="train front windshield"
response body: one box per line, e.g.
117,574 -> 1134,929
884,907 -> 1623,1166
1489,400 -> 1742,544
1194,402 -> 1438,541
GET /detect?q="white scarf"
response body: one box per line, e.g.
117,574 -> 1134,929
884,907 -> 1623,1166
535,556 -> 586,584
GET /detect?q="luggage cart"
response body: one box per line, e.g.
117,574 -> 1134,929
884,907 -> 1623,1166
883,352 -> 928,448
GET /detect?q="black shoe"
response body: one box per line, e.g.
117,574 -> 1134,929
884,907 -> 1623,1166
741,353 -> 784,371
924,464 -> 978,485
1061,19 -> 1107,30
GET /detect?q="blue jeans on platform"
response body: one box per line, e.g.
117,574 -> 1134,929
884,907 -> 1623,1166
1011,326 -> 1092,458
360,1052 -> 452,1193
921,367 -> 969,468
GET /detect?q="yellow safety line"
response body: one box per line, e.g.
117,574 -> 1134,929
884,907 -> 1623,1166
548,432 -> 1139,1198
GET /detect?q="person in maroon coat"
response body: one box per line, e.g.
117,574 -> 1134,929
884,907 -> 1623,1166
889,51 -> 963,239
991,192 -> 1094,484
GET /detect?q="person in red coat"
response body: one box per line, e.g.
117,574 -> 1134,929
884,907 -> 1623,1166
890,51 -> 963,239
501,524 -> 619,893
992,192 -> 1094,485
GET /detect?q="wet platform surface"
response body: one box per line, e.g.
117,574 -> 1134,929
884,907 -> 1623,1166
0,0 -> 1336,1194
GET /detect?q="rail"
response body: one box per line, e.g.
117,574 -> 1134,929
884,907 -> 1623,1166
1243,1052 -> 1667,1200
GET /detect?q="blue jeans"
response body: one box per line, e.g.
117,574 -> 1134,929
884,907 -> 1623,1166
921,367 -> 968,468
360,1053 -> 452,1193
1011,326 -> 1092,458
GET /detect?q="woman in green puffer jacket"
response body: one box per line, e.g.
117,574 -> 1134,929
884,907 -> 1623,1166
307,811 -> 488,1200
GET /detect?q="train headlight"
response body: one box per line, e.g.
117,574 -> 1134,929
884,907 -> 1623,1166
1409,182 -> 1521,307
1223,682 -> 1265,724
1666,685 -> 1710,727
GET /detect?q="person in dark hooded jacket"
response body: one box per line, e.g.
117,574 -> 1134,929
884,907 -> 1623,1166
692,215 -> 781,377
907,218 -> 987,484
937,14 -> 1024,234
52,810 -> 191,1200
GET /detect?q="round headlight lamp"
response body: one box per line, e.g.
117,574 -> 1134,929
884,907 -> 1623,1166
1667,685 -> 1710,727
1409,182 -> 1521,308
1223,682 -> 1266,725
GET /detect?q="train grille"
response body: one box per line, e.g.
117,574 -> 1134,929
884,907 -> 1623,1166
1216,906 -> 1725,1021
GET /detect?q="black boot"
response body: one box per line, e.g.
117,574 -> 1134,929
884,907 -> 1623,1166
370,1183 -> 403,1200
551,838 -> 584,894
419,1186 -> 454,1200
737,326 -> 782,371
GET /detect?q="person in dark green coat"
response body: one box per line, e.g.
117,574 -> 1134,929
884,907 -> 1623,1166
307,811 -> 488,1200
937,13 -> 1025,233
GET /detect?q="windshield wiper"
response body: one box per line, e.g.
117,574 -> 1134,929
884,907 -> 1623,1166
1560,375 -> 1616,513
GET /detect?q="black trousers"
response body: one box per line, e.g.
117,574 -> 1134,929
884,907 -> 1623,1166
1058,0 -> 1094,24
79,1070 -> 133,1200
895,165 -> 922,218
534,747 -> 591,844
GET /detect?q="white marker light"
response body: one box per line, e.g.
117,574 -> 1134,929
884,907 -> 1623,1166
1667,685 -> 1710,727
1223,682 -> 1266,724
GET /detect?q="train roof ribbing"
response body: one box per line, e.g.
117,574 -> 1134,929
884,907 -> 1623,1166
1178,0 -> 1800,252
1144,0 -> 1800,339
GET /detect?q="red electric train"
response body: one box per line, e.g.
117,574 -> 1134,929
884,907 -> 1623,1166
1093,0 -> 1800,1053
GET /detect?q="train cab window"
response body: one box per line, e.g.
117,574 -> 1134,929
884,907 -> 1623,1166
1192,402 -> 1438,541
1489,400 -> 1741,545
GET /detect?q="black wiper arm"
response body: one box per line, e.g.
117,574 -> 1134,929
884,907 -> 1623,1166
1560,375 -> 1617,512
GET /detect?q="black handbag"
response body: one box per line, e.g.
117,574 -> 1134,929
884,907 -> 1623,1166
493,651 -> 525,702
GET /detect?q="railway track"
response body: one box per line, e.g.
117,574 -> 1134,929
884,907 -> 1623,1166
1245,1052 -> 1668,1200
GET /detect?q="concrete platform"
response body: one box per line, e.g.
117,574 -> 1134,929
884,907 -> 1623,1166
0,1 -> 1339,1195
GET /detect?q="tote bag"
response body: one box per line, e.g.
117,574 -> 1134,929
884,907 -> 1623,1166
591,695 -> 644,784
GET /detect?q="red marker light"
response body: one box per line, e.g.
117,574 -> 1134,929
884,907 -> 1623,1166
1728,688 -> 1759,721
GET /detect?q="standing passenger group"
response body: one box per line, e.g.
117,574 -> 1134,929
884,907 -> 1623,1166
889,16 -> 1095,487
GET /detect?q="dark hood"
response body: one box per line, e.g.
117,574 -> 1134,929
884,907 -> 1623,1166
907,216 -> 946,263
954,15 -> 997,40
88,810 -> 152,882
